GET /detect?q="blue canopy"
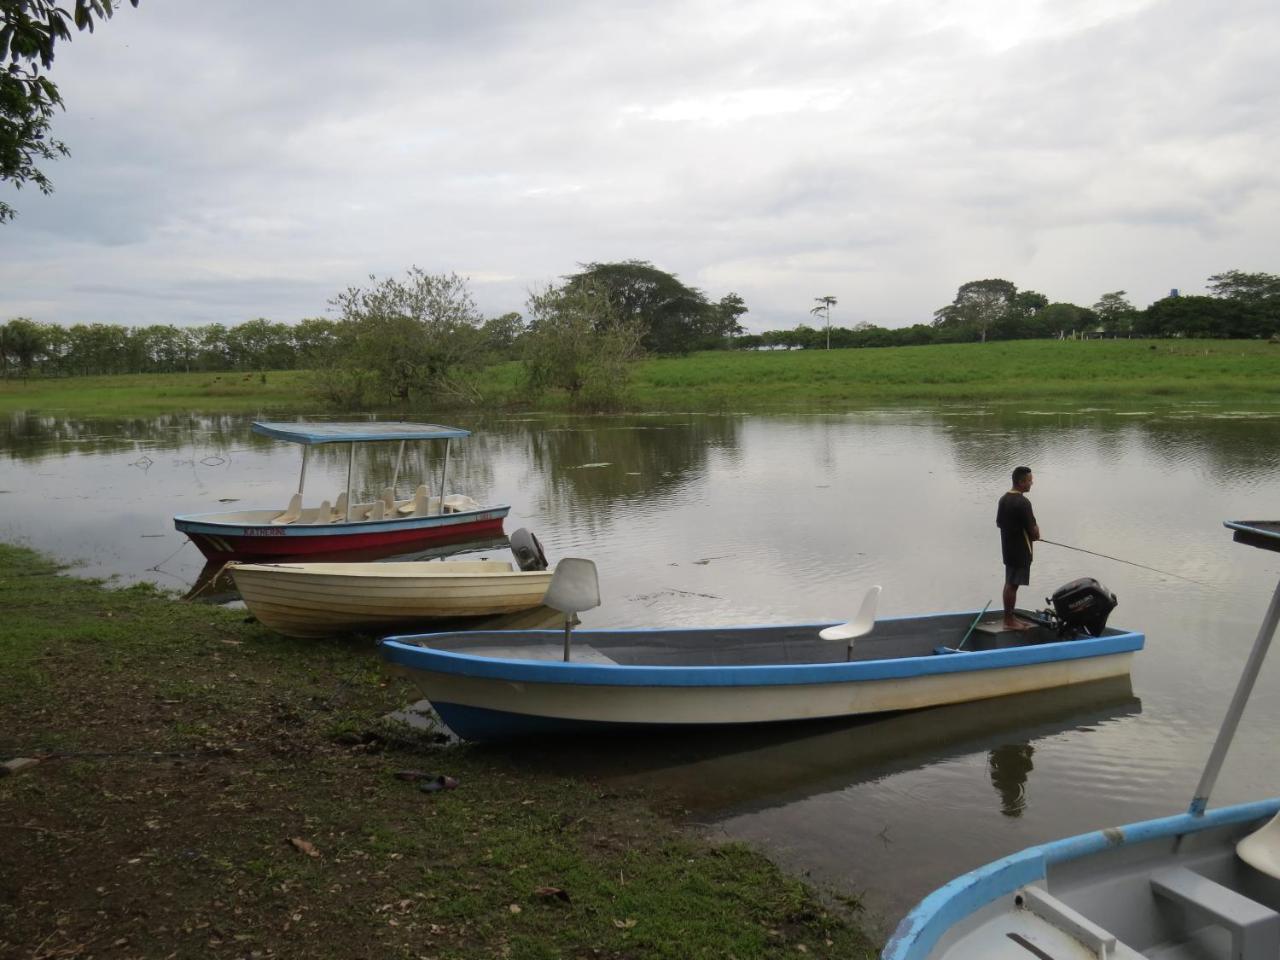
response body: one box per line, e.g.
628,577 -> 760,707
252,421 -> 470,445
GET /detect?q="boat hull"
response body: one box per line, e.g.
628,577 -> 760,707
230,560 -> 554,638
175,507 -> 509,562
882,798 -> 1280,960
379,620 -> 1144,741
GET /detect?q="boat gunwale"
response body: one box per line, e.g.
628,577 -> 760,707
173,505 -> 510,532
880,796 -> 1280,960
378,619 -> 1144,688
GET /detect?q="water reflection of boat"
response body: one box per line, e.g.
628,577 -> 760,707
477,676 -> 1141,815
884,520 -> 1280,960
182,534 -> 512,605
380,566 -> 1145,741
174,422 -> 509,562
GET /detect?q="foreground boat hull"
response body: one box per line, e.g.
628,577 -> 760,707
379,618 -> 1144,741
230,560 -> 553,638
176,508 -> 509,562
883,798 -> 1280,960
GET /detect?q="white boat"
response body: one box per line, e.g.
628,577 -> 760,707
883,519 -> 1280,960
229,530 -> 555,639
379,564 -> 1145,741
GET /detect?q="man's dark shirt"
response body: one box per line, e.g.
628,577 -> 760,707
996,492 -> 1036,567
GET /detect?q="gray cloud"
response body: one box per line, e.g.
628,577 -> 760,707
2,0 -> 1277,332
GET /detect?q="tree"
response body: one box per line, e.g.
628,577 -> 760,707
933,279 -> 1018,342
521,283 -> 644,410
563,260 -> 713,355
0,317 -> 48,377
1,0 -> 138,223
810,295 -> 836,349
707,293 -> 747,349
321,268 -> 487,409
1093,291 -> 1137,335
1207,270 -> 1280,302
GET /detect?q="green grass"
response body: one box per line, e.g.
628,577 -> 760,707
625,339 -> 1280,410
0,369 -> 312,415
7,340 -> 1277,417
0,544 -> 876,959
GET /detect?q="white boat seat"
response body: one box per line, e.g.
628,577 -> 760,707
820,585 -> 881,659
1238,811 -> 1280,879
367,500 -> 385,521
333,492 -> 349,522
399,484 -> 429,516
442,494 -> 477,514
1150,866 -> 1280,960
381,487 -> 396,514
271,493 -> 302,525
312,499 -> 331,524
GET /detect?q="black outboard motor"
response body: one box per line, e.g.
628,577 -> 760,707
510,528 -> 549,572
1048,577 -> 1117,637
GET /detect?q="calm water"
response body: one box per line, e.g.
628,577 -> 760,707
3,403 -> 1280,935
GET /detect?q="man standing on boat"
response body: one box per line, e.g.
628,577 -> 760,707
997,466 -> 1040,631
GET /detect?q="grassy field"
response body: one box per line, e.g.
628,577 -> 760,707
0,545 -> 875,959
627,338 -> 1280,410
0,369 -> 312,416
3,340 -> 1278,417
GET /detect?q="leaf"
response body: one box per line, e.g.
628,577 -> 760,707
508,903 -> 522,914
288,837 -> 319,857
534,886 -> 571,904
612,918 -> 637,929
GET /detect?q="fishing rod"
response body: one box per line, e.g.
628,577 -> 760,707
1039,539 -> 1207,586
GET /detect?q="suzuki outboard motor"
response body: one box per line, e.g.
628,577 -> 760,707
510,528 -> 549,572
1048,577 -> 1117,637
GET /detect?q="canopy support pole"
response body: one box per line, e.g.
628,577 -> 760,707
297,445 -> 309,497
1189,575 -> 1280,815
345,443 -> 355,521
438,439 -> 451,516
391,440 -> 405,497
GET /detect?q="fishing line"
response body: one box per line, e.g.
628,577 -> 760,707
1040,539 -> 1207,586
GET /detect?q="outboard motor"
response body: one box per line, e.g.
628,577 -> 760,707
510,528 -> 549,572
1048,577 -> 1117,638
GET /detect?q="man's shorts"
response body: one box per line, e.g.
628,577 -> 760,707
1005,564 -> 1030,587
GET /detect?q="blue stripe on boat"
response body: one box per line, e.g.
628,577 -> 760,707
378,627 -> 1144,688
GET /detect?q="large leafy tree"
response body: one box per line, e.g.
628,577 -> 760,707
562,260 -> 713,355
933,279 -> 1018,342
1,0 -> 138,222
1093,291 -> 1137,334
1207,270 -> 1280,302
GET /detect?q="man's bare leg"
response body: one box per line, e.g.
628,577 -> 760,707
1002,583 -> 1032,630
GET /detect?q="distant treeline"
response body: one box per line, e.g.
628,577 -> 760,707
2,267 -> 1278,381
740,271 -> 1280,350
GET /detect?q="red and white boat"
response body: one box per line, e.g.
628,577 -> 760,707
174,421 -> 509,563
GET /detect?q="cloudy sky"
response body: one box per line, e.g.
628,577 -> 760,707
2,0 -> 1277,333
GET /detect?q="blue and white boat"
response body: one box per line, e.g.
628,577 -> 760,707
883,520 -> 1280,960
379,563 -> 1144,742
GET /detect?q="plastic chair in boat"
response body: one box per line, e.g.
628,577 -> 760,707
331,492 -> 349,522
312,499 -> 331,524
1238,813 -> 1280,878
380,487 -> 396,515
819,585 -> 881,660
399,484 -> 429,516
542,558 -> 601,662
366,500 -> 385,521
271,493 -> 302,525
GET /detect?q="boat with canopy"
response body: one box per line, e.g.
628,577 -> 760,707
174,421 -> 509,562
883,520 -> 1280,960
